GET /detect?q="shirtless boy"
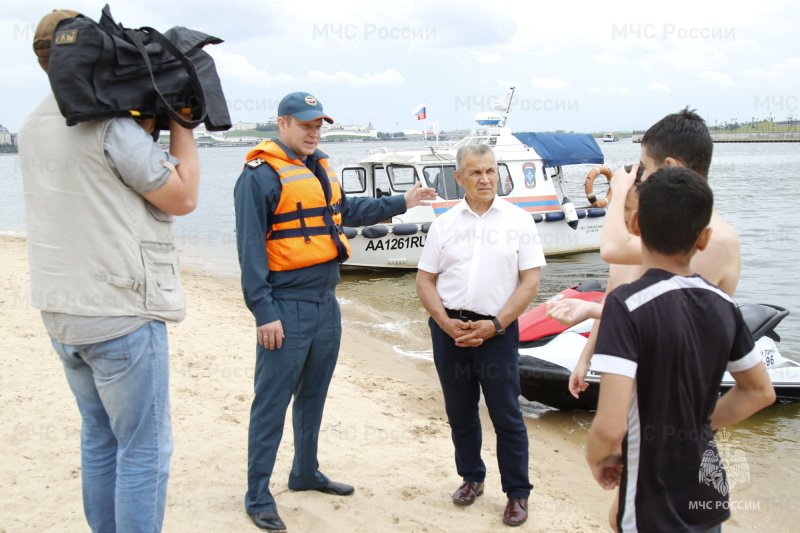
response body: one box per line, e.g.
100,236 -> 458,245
546,108 -> 741,397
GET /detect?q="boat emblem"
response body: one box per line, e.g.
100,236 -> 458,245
522,162 -> 536,188
304,95 -> 318,106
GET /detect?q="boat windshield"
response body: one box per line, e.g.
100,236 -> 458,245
422,164 -> 512,199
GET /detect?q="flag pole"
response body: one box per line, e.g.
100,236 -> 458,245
423,101 -> 427,145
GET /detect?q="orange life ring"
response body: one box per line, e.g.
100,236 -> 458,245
584,166 -> 613,207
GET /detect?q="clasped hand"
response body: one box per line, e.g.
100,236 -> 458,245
446,318 -> 495,347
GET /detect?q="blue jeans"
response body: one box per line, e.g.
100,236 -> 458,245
52,321 -> 173,533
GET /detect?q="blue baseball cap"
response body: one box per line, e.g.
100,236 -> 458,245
277,92 -> 334,123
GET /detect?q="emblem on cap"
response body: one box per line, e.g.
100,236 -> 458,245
304,95 -> 318,107
55,30 -> 78,45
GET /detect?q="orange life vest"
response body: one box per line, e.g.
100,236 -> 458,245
246,141 -> 350,271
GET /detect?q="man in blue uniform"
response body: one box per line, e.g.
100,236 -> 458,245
234,92 -> 436,531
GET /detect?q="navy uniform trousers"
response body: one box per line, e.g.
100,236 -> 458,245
429,315 -> 533,499
246,297 -> 341,514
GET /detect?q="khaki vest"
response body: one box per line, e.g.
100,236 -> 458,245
18,93 -> 185,322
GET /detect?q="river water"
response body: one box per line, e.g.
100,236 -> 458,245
1,138 -> 798,531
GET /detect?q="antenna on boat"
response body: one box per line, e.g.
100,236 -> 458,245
494,87 -> 515,128
495,67 -> 525,128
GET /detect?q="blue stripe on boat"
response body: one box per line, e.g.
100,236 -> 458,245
512,200 -> 560,208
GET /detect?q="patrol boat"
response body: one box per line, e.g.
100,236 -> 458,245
340,87 -> 609,268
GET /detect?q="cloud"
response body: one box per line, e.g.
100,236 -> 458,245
471,51 -> 504,63
415,4 -> 516,48
207,48 -> 294,86
588,88 -> 602,93
208,48 -> 405,89
496,80 -> 518,90
595,53 -> 631,65
741,57 -> 800,87
304,69 -> 405,87
698,71 -> 735,87
649,82 -> 670,92
531,76 -> 569,89
769,57 -> 800,86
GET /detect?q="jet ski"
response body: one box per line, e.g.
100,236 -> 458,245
518,281 -> 800,411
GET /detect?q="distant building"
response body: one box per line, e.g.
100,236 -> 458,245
193,124 -> 208,139
0,124 -> 13,145
230,121 -> 258,131
321,122 -> 377,139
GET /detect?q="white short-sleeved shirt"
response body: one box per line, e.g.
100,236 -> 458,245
418,196 -> 546,316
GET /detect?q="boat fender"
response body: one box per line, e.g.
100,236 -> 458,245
560,197 -> 579,230
361,225 -> 389,239
584,165 -> 613,207
587,208 -> 607,218
545,212 -> 565,222
392,224 -> 418,236
342,227 -> 358,239
532,214 -> 543,223
421,223 -> 431,233
577,209 -> 587,219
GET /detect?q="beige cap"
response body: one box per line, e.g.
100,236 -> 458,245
33,9 -> 80,71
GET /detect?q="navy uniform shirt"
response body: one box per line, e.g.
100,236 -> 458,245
233,140 -> 407,326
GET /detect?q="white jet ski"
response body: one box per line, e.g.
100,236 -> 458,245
518,281 -> 800,411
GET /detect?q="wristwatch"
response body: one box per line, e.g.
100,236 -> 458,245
491,317 -> 506,336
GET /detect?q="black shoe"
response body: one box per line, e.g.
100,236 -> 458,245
314,480 -> 355,496
249,511 -> 287,532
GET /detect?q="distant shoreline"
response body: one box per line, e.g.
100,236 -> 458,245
632,132 -> 800,143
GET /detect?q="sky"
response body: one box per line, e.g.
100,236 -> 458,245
2,0 -> 799,134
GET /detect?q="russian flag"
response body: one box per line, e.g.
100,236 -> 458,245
411,102 -> 426,120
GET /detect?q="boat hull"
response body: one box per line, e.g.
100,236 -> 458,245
343,211 -> 606,269
519,354 -> 600,411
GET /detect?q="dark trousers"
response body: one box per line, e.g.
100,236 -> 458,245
429,315 -> 533,499
245,298 -> 341,514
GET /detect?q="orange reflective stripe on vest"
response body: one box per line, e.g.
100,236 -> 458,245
246,141 -> 351,271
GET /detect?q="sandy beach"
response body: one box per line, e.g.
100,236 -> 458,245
0,233 -> 616,532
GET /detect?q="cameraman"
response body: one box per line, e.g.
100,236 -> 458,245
18,9 -> 200,533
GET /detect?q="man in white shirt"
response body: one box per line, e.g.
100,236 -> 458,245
416,144 -> 545,527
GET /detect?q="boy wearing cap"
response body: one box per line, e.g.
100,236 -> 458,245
19,9 -> 200,533
586,167 -> 774,532
234,92 -> 436,531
